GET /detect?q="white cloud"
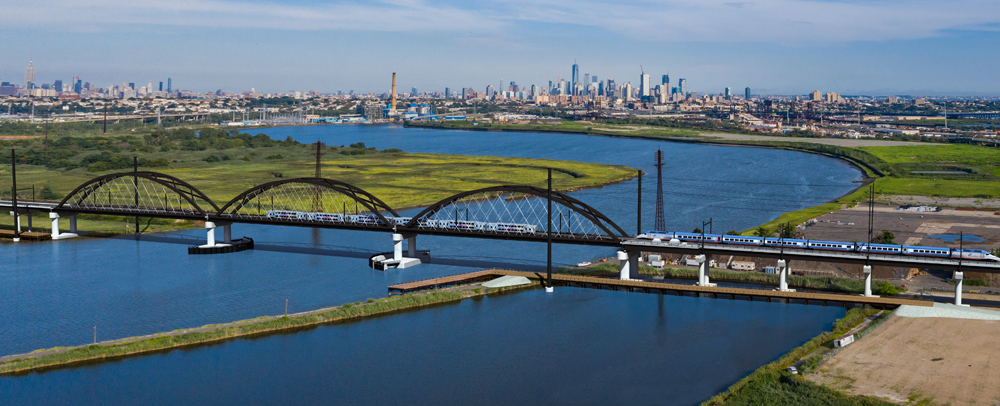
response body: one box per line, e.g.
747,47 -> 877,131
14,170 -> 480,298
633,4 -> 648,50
0,0 -> 997,44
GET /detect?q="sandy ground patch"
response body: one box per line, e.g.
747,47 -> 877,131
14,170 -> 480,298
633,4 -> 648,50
809,316 -> 1000,405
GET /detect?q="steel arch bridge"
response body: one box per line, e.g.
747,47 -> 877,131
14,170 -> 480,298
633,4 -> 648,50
48,172 -> 628,245
56,171 -> 220,219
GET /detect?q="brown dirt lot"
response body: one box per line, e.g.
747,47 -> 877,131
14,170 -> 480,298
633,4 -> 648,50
809,316 -> 1000,405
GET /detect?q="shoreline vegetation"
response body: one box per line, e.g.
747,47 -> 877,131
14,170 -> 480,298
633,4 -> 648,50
701,308 -> 898,406
0,281 -> 538,376
0,128 -> 637,236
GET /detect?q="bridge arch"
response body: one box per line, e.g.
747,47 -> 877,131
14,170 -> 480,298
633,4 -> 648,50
217,178 -> 399,225
56,171 -> 219,217
403,185 -> 627,240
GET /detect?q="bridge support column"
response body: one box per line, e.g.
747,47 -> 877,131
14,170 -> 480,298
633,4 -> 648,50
618,250 -> 638,280
955,271 -> 968,306
393,233 -> 404,261
201,221 -> 231,248
777,260 -> 795,292
223,224 -> 232,244
69,215 -> 77,234
695,254 -> 717,287
407,236 -> 416,258
49,212 -> 60,239
862,265 -> 877,297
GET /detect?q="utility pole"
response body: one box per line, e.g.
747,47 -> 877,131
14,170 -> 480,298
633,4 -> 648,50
103,105 -> 108,134
11,149 -> 19,242
134,157 -> 139,235
654,149 -> 666,231
546,168 -> 553,293
636,170 -> 642,235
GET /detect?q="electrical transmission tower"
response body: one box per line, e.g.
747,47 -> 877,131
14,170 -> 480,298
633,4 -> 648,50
654,149 -> 666,231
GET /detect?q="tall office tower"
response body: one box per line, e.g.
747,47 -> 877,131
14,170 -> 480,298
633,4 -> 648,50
725,87 -> 732,99
445,87 -> 451,98
510,82 -> 518,93
640,73 -> 650,97
607,80 -> 616,98
25,60 -> 36,89
678,78 -> 686,96
167,78 -> 172,93
159,82 -> 163,91
461,87 -> 467,99
411,87 -> 418,96
624,83 -> 633,100
73,77 -> 82,94
583,74 -> 590,90
486,85 -> 494,98
53,80 -> 63,93
571,61 -> 580,95
530,84 -> 538,98
662,74 -> 669,86
548,80 -> 553,93
128,83 -> 135,90
598,80 -> 605,96
745,87 -> 752,99
148,82 -> 152,95
591,75 -> 597,85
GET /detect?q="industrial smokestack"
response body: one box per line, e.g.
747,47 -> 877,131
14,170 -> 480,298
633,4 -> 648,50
390,72 -> 397,113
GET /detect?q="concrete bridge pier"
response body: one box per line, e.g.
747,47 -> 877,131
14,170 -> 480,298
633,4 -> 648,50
201,221 -> 232,248
618,250 -> 638,280
10,211 -> 21,241
407,235 -> 416,258
862,265 -> 877,297
387,233 -> 423,269
695,254 -> 717,287
955,271 -> 968,306
777,259 -> 795,292
46,212 -> 81,240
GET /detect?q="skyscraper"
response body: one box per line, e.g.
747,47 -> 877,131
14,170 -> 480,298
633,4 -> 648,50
678,78 -> 687,96
571,61 -> 580,95
167,78 -> 172,93
73,76 -> 82,94
583,74 -> 590,91
25,60 -> 36,89
745,87 -> 752,99
445,87 -> 450,98
725,87 -> 732,99
54,80 -> 63,93
640,73 -> 651,97
662,74 -> 669,86
159,82 -> 163,91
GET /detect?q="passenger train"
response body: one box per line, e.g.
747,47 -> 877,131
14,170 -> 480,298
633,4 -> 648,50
264,210 -> 538,234
636,230 -> 1000,261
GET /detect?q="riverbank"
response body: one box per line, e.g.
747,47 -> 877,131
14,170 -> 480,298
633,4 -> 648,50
0,277 -> 538,376
701,308 -> 898,406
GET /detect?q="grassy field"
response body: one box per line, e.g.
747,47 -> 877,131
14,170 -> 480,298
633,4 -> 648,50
0,130 -> 636,234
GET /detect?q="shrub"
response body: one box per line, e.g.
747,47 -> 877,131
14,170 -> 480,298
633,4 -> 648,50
203,155 -> 221,163
265,154 -> 284,160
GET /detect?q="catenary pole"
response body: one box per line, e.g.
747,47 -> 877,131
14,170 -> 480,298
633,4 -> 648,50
547,168 -> 553,291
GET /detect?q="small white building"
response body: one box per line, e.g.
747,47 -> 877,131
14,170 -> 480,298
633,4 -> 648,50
731,261 -> 756,271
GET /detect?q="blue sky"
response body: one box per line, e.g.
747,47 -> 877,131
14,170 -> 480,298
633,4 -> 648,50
1,0 -> 999,95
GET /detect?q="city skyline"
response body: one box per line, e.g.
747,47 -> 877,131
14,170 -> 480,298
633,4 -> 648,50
1,0 -> 999,95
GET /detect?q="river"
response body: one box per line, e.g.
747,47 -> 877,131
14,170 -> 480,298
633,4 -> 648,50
0,125 -> 861,404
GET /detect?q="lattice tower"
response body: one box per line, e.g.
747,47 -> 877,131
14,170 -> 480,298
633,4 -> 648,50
654,149 -> 666,231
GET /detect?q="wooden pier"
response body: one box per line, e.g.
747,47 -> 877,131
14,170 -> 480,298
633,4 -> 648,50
389,270 -> 933,309
0,230 -> 51,241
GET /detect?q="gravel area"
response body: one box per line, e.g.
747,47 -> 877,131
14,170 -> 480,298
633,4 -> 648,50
896,302 -> 1000,321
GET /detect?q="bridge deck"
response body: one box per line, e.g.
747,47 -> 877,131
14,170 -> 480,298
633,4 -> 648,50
390,270 -> 933,309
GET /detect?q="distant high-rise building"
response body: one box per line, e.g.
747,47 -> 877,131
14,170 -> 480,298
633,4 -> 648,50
128,83 -> 135,90
461,87 -> 467,99
607,79 -> 616,98
486,85 -> 495,98
725,87 -> 732,99
662,74 -> 669,86
591,75 -> 598,85
159,82 -> 163,91
571,61 -> 580,95
167,78 -> 172,93
445,87 -> 451,98
583,74 -> 590,90
25,60 -> 36,89
810,90 -> 822,101
678,79 -> 686,96
73,77 -> 82,94
640,73 -> 651,97
598,80 -> 605,96
411,87 -> 418,95
746,87 -> 752,99
530,84 -> 538,98
53,80 -> 63,93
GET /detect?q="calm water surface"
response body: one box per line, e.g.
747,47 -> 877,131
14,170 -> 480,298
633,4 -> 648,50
2,289 -> 844,406
1,125 -> 859,404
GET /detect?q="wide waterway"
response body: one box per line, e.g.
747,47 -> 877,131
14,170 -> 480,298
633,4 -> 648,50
1,125 -> 861,404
